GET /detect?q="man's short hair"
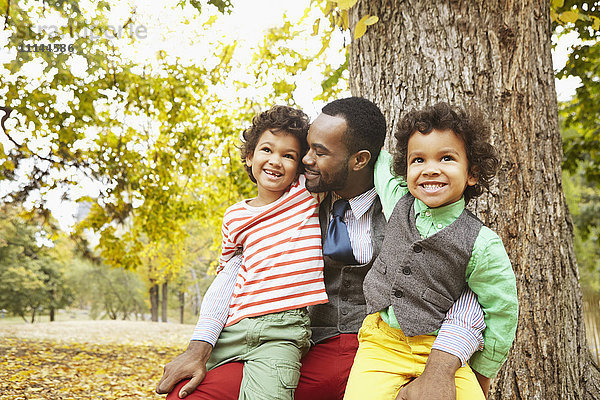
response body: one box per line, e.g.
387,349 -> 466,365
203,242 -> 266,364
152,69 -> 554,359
322,97 -> 386,167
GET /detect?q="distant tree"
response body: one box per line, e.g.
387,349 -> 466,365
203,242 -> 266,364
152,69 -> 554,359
0,208 -> 72,322
66,257 -> 147,320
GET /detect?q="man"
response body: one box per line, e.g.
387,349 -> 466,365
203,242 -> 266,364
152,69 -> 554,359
157,97 -> 486,400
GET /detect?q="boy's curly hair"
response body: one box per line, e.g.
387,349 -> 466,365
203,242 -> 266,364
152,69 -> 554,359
240,105 -> 310,183
393,102 -> 499,204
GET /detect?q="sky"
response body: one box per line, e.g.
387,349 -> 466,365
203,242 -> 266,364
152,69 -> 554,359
0,0 -> 583,232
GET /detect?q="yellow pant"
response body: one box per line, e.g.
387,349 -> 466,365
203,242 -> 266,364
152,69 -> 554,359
343,313 -> 485,400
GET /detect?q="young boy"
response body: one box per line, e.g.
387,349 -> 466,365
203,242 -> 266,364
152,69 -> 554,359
206,105 -> 328,400
343,102 -> 519,399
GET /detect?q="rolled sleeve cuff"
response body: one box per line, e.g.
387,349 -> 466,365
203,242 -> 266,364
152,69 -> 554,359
468,339 -> 509,378
190,317 -> 225,346
432,324 -> 484,366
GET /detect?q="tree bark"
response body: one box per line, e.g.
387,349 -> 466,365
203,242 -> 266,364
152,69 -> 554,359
348,0 -> 600,398
179,291 -> 185,324
149,280 -> 159,322
161,281 -> 168,323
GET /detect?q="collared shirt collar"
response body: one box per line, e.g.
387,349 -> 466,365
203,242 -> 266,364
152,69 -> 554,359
331,187 -> 378,220
414,196 -> 466,228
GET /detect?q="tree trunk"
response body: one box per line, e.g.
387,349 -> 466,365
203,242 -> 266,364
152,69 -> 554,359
161,281 -> 168,323
348,1 -> 600,398
49,307 -> 55,322
149,280 -> 159,322
179,291 -> 185,324
190,268 -> 203,316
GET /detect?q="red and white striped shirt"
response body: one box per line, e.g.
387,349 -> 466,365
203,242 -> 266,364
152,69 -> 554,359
218,175 -> 328,327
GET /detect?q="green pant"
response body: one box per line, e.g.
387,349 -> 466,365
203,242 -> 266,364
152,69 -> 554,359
207,308 -> 311,400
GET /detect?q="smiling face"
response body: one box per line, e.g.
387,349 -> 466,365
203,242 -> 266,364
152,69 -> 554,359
246,130 -> 302,206
406,128 -> 478,208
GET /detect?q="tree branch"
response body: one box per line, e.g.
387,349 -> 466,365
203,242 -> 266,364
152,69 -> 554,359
4,0 -> 10,29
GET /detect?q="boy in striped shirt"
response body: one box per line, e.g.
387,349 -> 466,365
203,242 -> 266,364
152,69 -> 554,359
203,105 -> 328,400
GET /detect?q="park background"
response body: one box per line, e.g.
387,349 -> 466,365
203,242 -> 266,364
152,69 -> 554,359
0,0 -> 599,398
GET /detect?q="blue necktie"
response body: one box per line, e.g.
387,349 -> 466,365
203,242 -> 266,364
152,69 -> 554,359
323,199 -> 356,264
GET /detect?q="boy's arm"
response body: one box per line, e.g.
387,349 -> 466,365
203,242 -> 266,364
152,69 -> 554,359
190,254 -> 241,344
398,289 -> 486,400
373,149 -> 408,220
467,228 -> 519,378
432,287 -> 485,366
156,255 -> 241,398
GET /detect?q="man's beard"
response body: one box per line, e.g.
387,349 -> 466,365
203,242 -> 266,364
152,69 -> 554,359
305,161 -> 349,194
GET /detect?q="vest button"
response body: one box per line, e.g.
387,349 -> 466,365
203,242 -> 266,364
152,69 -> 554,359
341,296 -> 348,301
394,289 -> 404,298
341,309 -> 348,315
413,244 -> 422,253
402,267 -> 411,275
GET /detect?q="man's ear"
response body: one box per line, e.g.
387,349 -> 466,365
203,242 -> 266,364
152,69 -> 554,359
350,150 -> 372,171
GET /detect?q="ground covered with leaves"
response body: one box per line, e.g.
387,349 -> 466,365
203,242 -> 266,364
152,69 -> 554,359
0,320 -> 192,399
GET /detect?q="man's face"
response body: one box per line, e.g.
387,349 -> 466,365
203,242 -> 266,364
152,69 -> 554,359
302,113 -> 351,194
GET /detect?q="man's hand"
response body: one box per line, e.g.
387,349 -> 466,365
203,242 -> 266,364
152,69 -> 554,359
156,341 -> 213,398
395,349 -> 460,400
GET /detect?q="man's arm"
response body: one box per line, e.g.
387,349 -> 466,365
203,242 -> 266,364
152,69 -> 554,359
397,288 -> 487,400
156,255 -> 241,398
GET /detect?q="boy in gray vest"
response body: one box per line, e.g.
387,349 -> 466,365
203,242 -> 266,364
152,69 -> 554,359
343,102 -> 518,400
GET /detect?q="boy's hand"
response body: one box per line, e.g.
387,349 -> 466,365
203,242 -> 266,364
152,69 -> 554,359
156,341 -> 213,398
395,349 -> 460,400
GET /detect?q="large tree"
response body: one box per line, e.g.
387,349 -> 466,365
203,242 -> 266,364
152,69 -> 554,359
347,0 -> 600,398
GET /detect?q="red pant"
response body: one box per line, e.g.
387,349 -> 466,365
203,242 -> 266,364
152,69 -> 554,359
167,334 -> 359,400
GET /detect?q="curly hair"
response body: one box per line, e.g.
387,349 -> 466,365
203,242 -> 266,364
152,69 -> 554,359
393,102 -> 499,204
322,97 -> 386,168
240,105 -> 310,183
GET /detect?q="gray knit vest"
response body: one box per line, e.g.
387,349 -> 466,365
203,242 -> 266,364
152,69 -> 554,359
308,194 -> 387,344
363,194 -> 482,337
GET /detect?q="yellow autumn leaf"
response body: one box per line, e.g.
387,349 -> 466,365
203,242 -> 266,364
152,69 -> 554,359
313,18 -> 320,35
364,15 -> 379,26
551,0 -> 565,8
342,10 -> 349,30
322,1 -> 333,15
354,15 -> 369,39
335,0 -> 358,11
592,16 -> 600,31
560,10 -> 579,23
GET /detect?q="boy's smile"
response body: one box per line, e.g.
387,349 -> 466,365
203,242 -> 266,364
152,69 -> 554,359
406,128 -> 478,208
246,130 -> 301,206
